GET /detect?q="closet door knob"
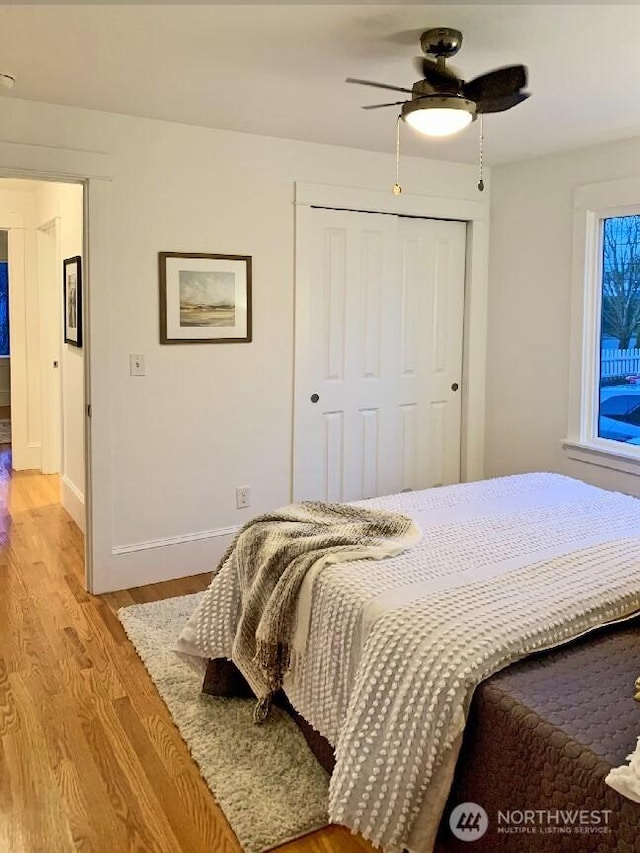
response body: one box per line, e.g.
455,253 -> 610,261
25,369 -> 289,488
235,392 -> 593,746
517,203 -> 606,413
451,382 -> 459,392
310,393 -> 320,403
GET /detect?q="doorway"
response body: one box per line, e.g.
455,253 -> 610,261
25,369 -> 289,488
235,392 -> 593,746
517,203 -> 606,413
0,229 -> 10,450
293,206 -> 466,502
0,178 -> 86,536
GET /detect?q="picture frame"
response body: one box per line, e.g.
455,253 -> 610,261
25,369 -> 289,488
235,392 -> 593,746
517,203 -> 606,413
63,255 -> 82,348
159,252 -> 252,344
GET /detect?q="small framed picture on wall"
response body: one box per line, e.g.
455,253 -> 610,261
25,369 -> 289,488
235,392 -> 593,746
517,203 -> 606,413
159,252 -> 252,344
63,256 -> 82,348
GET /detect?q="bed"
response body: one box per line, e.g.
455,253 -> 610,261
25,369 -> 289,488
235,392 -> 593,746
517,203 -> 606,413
203,616 -> 640,851
178,473 -> 640,852
436,615 -> 640,852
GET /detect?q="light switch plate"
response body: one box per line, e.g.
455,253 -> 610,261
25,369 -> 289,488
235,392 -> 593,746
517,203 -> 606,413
130,354 -> 145,376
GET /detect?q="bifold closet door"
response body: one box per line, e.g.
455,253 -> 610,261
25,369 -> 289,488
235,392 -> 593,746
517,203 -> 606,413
293,207 -> 466,502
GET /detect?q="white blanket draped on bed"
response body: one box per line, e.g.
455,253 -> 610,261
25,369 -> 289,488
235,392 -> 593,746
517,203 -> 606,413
606,737 -> 640,803
178,473 -> 640,852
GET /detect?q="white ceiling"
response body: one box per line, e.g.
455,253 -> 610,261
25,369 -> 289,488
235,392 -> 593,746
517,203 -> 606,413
1,4 -> 640,165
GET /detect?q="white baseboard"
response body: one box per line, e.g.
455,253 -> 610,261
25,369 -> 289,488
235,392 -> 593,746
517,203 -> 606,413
91,525 -> 241,594
112,524 -> 240,555
61,474 -> 85,533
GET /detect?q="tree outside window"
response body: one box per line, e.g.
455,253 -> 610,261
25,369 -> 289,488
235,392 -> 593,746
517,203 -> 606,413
598,215 -> 640,444
601,215 -> 640,350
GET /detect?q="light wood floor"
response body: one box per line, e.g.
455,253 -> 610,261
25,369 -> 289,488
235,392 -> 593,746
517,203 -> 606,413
0,455 -> 374,853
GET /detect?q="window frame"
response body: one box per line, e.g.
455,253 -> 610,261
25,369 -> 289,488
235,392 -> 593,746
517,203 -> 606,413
564,176 -> 640,474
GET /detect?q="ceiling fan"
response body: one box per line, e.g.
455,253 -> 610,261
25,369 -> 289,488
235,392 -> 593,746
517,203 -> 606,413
347,27 -> 530,137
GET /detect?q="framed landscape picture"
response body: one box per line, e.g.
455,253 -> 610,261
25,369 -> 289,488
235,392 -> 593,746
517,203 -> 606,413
63,256 -> 82,348
159,252 -> 252,344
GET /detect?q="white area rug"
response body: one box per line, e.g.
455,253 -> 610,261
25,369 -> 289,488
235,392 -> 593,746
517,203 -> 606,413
0,419 -> 11,444
118,593 -> 330,853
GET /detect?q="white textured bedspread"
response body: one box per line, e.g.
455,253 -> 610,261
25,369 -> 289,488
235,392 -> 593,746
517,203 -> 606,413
181,474 -> 640,851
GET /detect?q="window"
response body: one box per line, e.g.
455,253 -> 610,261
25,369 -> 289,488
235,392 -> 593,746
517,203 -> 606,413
0,256 -> 8,357
565,176 -> 640,472
597,215 -> 640,446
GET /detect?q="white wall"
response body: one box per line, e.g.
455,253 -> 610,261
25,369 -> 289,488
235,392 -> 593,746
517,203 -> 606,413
0,95 -> 488,591
487,135 -> 640,495
34,181 -> 84,527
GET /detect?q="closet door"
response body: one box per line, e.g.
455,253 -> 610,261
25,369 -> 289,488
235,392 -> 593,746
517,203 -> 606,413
293,207 -> 466,502
396,216 -> 466,492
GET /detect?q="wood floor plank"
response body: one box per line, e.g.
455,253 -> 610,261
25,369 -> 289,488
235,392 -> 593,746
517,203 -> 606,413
5,675 -> 76,853
278,825 -> 376,853
0,657 -> 19,735
172,770 -> 242,853
141,713 -> 190,780
114,695 -> 229,853
1,461 -> 375,853
38,696 -> 107,853
0,729 -> 13,813
80,710 -> 180,853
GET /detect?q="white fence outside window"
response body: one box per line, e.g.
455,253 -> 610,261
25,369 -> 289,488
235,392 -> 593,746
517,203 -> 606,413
601,348 -> 640,378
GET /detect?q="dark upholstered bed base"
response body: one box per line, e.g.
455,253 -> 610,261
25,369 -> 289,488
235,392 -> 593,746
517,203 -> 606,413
203,618 -> 640,851
437,617 -> 640,852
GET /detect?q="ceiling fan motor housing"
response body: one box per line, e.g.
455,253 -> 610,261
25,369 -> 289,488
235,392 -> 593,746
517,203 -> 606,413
420,28 -> 463,59
402,94 -> 476,125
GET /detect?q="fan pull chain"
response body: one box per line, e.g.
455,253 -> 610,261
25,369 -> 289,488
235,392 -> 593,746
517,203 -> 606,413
393,115 -> 402,195
477,114 -> 485,192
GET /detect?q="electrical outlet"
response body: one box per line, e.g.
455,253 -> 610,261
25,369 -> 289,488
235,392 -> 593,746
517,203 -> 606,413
236,486 -> 251,509
130,354 -> 145,376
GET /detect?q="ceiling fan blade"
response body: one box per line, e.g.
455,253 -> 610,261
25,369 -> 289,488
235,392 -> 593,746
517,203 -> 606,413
361,100 -> 410,110
464,65 -> 527,102
413,57 -> 461,86
475,91 -> 530,114
345,77 -> 414,95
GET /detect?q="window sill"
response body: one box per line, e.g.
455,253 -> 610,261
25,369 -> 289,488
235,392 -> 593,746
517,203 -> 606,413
562,439 -> 640,476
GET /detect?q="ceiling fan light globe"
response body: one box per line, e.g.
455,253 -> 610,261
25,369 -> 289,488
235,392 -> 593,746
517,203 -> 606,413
402,96 -> 475,137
